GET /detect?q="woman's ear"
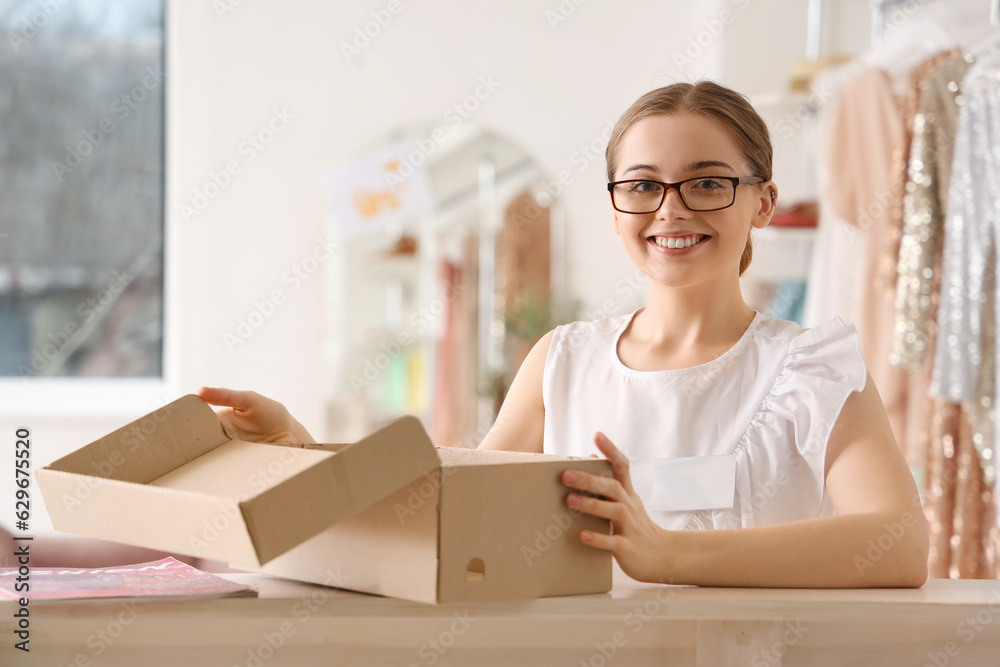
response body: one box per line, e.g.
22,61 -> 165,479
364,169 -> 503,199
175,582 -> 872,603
752,183 -> 778,229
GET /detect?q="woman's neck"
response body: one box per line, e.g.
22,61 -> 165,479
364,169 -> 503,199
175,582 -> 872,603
632,277 -> 756,353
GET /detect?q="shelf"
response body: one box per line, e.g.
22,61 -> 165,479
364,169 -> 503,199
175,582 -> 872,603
744,226 -> 817,283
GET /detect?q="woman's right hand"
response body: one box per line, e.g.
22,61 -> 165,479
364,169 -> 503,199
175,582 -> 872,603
196,387 -> 317,445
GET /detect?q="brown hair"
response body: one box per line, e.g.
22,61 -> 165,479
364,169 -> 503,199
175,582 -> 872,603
605,80 -> 772,276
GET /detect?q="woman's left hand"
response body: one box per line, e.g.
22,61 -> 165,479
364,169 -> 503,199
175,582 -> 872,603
562,432 -> 671,583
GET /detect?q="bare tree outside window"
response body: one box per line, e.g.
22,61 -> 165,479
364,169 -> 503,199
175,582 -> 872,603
0,0 -> 164,378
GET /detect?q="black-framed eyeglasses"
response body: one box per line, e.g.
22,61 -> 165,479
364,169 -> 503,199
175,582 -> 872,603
607,176 -> 765,213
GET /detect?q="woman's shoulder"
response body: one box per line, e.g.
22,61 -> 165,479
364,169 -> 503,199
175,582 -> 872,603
554,309 -> 636,335
751,313 -> 868,401
756,313 -> 857,347
547,309 -> 636,351
752,313 -> 860,352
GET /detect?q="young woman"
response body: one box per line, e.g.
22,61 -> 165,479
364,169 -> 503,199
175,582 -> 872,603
200,80 -> 929,589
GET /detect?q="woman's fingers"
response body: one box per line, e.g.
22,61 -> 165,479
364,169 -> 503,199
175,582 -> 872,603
562,469 -> 624,501
197,387 -> 257,412
579,530 -> 618,551
567,493 -> 624,522
198,387 -> 254,410
593,431 -> 636,495
197,386 -> 233,407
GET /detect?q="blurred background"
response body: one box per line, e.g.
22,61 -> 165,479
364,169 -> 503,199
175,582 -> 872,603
1,0 -> 998,578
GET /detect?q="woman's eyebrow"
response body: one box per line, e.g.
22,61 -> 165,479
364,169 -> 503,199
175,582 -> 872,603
621,163 -> 658,175
621,160 -> 736,177
685,160 -> 735,172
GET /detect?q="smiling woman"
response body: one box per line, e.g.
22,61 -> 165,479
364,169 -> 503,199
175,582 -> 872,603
199,79 -> 930,590
473,79 -> 930,589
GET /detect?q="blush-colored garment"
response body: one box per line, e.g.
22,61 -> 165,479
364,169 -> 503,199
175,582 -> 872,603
804,63 -> 867,330
826,67 -> 912,463
541,309 -> 867,532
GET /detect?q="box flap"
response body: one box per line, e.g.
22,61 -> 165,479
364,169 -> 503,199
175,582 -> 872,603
235,414 -> 442,564
45,395 -> 229,483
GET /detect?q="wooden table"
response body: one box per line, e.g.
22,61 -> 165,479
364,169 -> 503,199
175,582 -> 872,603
3,574 -> 999,666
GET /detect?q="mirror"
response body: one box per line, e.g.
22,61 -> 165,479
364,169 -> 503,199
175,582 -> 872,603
324,122 -> 574,445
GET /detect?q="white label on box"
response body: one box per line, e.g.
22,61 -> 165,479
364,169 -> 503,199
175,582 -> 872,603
646,454 -> 737,513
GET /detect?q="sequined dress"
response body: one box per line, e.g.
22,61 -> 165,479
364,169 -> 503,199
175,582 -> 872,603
928,45 -> 1000,578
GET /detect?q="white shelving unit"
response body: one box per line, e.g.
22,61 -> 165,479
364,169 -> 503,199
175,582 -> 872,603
743,226 -> 817,284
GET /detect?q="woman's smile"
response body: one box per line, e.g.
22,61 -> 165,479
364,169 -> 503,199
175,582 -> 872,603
647,233 -> 711,253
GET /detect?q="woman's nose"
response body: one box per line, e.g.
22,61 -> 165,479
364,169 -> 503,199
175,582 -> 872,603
658,186 -> 690,216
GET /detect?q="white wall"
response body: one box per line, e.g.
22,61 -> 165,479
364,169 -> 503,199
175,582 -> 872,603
165,0 -> 733,441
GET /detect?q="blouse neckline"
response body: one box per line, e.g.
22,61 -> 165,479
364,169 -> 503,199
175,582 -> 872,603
611,307 -> 762,379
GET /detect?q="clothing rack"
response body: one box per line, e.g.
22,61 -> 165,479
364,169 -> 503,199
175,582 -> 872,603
806,0 -> 823,60
871,0 -> 1000,43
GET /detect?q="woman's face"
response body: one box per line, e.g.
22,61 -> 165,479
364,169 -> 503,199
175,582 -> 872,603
611,112 -> 775,289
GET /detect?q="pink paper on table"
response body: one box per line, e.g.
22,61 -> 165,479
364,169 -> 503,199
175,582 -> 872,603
0,557 -> 255,601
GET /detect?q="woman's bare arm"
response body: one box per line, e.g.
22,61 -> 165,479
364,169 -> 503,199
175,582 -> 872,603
475,330 -> 553,453
562,372 -> 930,588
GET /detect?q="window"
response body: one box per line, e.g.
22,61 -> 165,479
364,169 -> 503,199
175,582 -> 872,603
0,0 -> 164,380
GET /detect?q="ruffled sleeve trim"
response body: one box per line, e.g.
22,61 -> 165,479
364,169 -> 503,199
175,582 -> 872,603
684,317 -> 867,531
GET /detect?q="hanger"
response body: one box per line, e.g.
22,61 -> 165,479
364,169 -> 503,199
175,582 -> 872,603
921,0 -> 1000,60
862,16 -> 957,78
964,2 -> 1000,59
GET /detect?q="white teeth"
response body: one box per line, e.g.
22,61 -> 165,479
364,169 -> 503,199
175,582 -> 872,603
655,235 -> 701,249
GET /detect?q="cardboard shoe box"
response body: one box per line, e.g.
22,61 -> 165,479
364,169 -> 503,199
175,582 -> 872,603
36,395 -> 612,604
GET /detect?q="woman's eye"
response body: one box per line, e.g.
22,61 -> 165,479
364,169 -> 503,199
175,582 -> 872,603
629,181 -> 659,193
692,178 -> 726,190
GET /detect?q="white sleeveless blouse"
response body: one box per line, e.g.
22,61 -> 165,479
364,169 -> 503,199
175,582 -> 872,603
542,308 -> 868,532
